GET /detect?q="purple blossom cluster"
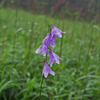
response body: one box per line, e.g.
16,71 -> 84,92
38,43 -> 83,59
36,24 -> 65,78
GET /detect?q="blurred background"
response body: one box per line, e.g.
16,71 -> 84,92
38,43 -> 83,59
0,0 -> 100,100
0,0 -> 100,21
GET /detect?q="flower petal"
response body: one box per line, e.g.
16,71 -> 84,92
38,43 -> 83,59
42,33 -> 56,47
49,50 -> 61,66
35,44 -> 48,56
51,24 -> 66,38
42,62 -> 55,78
35,45 -> 42,53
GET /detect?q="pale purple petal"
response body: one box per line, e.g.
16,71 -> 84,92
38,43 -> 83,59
35,44 -> 48,56
49,50 -> 61,67
42,33 -> 56,47
35,45 -> 43,53
52,34 -> 56,41
42,33 -> 50,45
51,24 -> 65,38
42,62 -> 55,78
49,51 -> 54,67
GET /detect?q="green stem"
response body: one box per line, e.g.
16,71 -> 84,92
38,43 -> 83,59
39,76 -> 44,100
15,0 -> 19,25
60,31 -> 64,57
58,21 -> 64,76
39,54 -> 47,99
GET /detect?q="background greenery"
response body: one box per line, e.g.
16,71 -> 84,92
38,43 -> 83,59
0,0 -> 100,100
0,0 -> 100,21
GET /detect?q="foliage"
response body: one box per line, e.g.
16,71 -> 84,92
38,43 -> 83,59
1,0 -> 100,20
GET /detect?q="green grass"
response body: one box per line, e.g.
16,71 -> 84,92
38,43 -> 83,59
0,8 -> 100,100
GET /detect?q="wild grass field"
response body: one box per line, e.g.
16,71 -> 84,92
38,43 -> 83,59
0,8 -> 100,100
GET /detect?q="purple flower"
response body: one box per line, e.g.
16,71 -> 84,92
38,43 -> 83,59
42,33 -> 56,47
51,24 -> 65,38
35,44 -> 48,56
49,50 -> 61,67
42,62 -> 55,78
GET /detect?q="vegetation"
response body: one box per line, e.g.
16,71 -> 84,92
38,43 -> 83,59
0,8 -> 100,100
1,0 -> 100,20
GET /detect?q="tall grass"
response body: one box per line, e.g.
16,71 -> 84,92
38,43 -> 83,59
0,2 -> 100,99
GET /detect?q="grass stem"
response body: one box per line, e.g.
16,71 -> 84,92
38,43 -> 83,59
39,76 -> 44,100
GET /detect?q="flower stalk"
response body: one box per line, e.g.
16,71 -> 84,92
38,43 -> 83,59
36,24 -> 65,98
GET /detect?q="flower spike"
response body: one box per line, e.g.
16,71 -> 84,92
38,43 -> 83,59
35,24 -> 64,78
